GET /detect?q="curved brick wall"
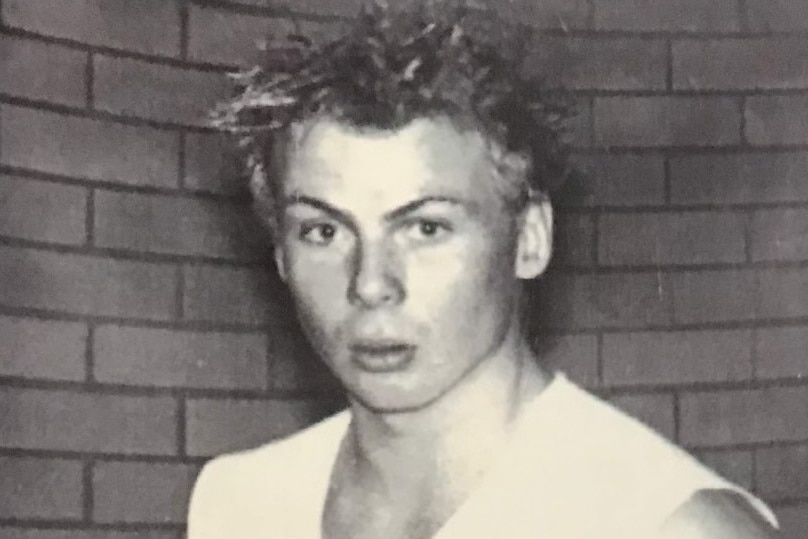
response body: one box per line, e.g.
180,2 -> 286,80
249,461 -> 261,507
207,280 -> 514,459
0,0 -> 807,537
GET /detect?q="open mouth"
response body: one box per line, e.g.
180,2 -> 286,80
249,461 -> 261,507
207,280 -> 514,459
349,341 -> 416,373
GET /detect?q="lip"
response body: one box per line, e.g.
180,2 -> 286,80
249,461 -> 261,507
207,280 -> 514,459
349,340 -> 416,373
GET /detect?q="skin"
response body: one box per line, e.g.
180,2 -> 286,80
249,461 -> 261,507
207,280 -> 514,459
272,116 -> 779,539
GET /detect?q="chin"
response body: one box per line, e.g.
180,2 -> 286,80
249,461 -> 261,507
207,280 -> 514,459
345,378 -> 446,414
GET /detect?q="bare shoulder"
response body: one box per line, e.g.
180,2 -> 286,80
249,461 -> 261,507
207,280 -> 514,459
660,489 -> 780,539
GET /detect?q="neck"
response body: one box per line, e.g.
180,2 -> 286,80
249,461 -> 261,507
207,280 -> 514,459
344,327 -> 552,489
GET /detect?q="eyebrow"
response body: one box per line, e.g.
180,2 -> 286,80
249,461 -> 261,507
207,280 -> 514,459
282,194 -> 472,224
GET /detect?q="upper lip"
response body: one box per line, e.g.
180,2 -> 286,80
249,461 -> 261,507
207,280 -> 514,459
350,339 -> 414,353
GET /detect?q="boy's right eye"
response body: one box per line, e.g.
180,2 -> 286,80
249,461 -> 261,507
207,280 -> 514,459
299,222 -> 339,245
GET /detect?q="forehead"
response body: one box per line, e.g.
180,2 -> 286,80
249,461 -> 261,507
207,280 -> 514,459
282,117 -> 500,210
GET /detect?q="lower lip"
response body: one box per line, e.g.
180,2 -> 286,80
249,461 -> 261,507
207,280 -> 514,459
351,347 -> 415,373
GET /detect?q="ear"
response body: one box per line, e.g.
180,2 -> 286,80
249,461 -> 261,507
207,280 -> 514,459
274,243 -> 288,282
515,197 -> 553,279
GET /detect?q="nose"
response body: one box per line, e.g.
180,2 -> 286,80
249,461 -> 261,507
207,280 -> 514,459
348,240 -> 405,309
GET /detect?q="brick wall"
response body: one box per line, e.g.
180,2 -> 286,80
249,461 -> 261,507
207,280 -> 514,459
0,0 -> 806,537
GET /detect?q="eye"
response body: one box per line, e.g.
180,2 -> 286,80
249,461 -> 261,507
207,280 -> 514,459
299,222 -> 339,245
404,218 -> 452,242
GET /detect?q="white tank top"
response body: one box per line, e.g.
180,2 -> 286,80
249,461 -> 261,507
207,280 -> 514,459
187,373 -> 777,539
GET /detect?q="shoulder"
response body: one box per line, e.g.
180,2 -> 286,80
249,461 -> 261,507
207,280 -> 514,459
186,410 -> 349,539
660,490 -> 781,539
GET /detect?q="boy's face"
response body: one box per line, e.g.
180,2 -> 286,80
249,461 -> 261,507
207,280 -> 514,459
275,116 -> 550,412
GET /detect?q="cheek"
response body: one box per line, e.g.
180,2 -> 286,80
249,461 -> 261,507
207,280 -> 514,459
283,247 -> 350,332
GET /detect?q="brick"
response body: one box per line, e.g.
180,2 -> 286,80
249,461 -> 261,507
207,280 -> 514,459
537,334 -> 599,388
756,326 -> 808,379
670,152 -> 808,205
0,529 -> 176,539
525,37 -> 666,90
673,38 -> 808,90
94,325 -> 267,390
594,97 -> 741,148
0,106 -> 179,188
751,208 -> 808,262
0,245 -> 175,320
671,270 -> 757,324
185,397 -> 341,456
594,0 -> 739,32
553,213 -> 594,267
746,95 -> 808,146
534,271 -> 673,330
777,504 -> 808,539
570,153 -> 665,208
602,330 -> 753,386
680,386 -> 808,446
569,98 -> 593,148
496,0 -> 590,29
184,132 -> 245,195
2,0 -> 181,57
0,175 -> 86,245
230,0 -> 362,17
0,35 -> 86,106
0,457 -> 83,519
757,445 -> 808,500
266,325 -> 342,393
747,0 -> 808,32
0,388 -> 177,454
610,392 -> 676,440
598,211 -> 747,266
93,191 -> 268,260
757,268 -> 808,319
0,316 -> 86,381
183,264 -> 292,326
94,56 -> 228,126
694,450 -> 754,490
188,6 -> 342,66
93,461 -> 197,524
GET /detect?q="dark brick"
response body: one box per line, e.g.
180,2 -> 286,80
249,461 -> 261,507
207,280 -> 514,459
0,175 -> 87,245
680,386 -> 808,446
535,272 -> 673,330
571,153 -> 666,208
757,268 -> 808,319
538,334 -> 599,388
0,388 -> 177,454
602,330 -> 753,386
0,245 -> 176,320
554,213 -> 594,268
185,397 -> 340,456
498,0 -> 590,29
569,98 -> 593,148
670,152 -> 808,205
594,97 -> 741,147
0,457 -> 83,519
751,208 -> 808,262
778,504 -> 808,539
756,326 -> 808,380
0,106 -> 180,188
184,132 -> 244,195
93,461 -> 197,524
229,0 -> 362,17
187,6 -> 342,66
183,264 -> 291,326
93,190 -> 268,260
93,56 -> 228,126
674,38 -> 808,90
747,0 -> 808,32
525,37 -> 667,90
0,316 -> 86,381
694,450 -> 754,490
0,529 -> 175,539
598,211 -> 747,266
0,35 -> 86,106
757,445 -> 808,500
671,270 -> 757,324
610,392 -> 676,440
593,0 -> 739,32
2,0 -> 181,57
94,325 -> 267,390
746,95 -> 808,146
